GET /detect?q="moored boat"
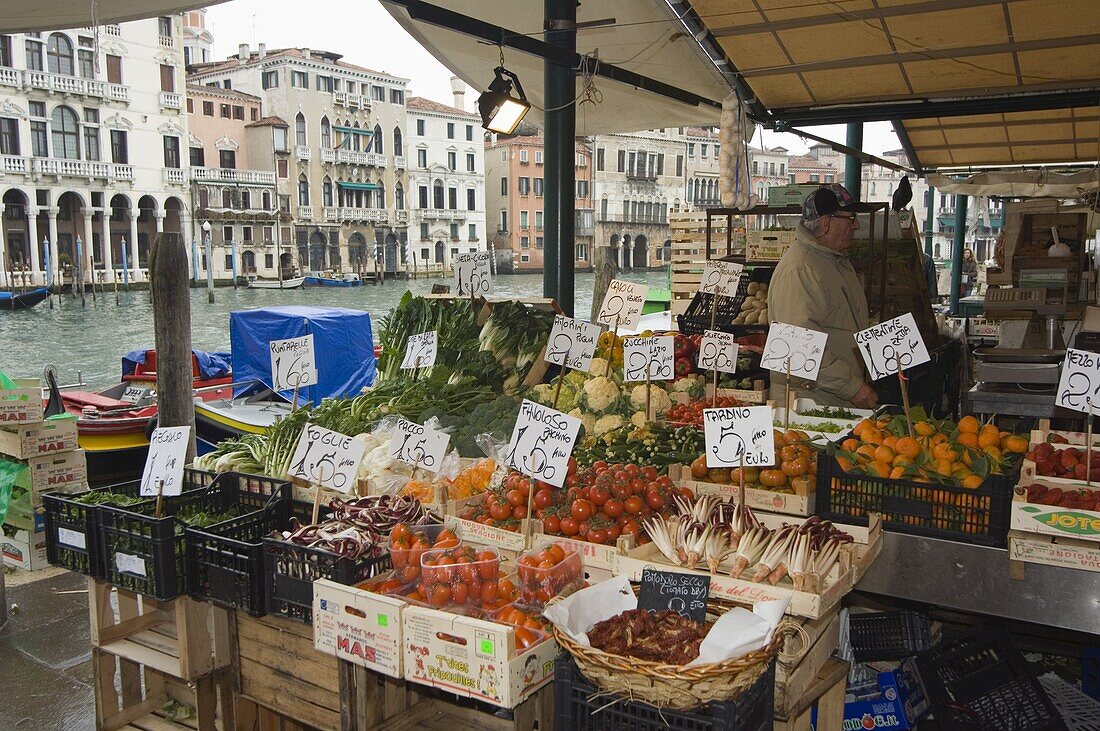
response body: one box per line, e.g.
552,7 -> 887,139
1,287 -> 50,310
193,385 -> 293,454
248,276 -> 306,290
303,272 -> 362,287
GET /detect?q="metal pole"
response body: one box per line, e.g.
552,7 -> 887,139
924,186 -> 936,258
120,237 -> 130,291
204,230 -> 214,303
950,194 -> 968,315
75,236 -> 85,307
544,0 -> 577,316
231,237 -> 238,289
844,123 -> 864,200
192,237 -> 200,284
0,567 -> 7,630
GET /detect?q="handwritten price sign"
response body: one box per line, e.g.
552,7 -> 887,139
454,252 -> 492,297
400,331 -> 438,370
545,315 -> 602,372
596,279 -> 649,331
638,567 -> 710,622
698,330 -> 739,375
1056,348 -> 1100,414
703,405 -> 775,469
388,418 -> 450,474
140,426 -> 191,497
505,400 -> 581,488
270,334 -> 318,391
761,322 -> 827,381
855,313 -> 930,380
287,423 -> 367,493
699,261 -> 743,297
623,335 -> 675,382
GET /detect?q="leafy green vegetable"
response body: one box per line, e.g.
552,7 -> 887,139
800,407 -> 859,420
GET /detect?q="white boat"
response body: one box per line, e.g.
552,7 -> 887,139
248,276 -> 306,290
194,386 -> 294,454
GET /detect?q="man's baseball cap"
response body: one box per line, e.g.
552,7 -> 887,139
802,183 -> 856,223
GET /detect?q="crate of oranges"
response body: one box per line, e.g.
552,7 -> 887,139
818,410 -> 1026,547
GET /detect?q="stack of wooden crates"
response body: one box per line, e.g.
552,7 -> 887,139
669,211 -> 731,317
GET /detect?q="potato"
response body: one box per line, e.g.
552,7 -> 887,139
747,282 -> 760,296
758,283 -> 769,295
733,313 -> 746,324
745,310 -> 759,325
759,308 -> 768,323
740,299 -> 756,312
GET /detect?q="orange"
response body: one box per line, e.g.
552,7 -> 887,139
873,445 -> 896,464
977,432 -> 1001,449
935,459 -> 954,476
1003,435 -> 1029,454
892,455 -> 912,468
853,419 -> 873,438
841,438 -> 860,452
868,460 -> 891,478
864,430 -> 885,446
930,433 -> 949,447
958,415 -> 980,434
958,433 -> 979,448
932,443 -> 957,462
836,456 -> 854,472
915,421 -> 936,437
856,445 -> 878,462
895,436 -> 921,459
883,435 -> 899,451
889,466 -> 906,479
961,475 -> 983,489
983,445 -> 1002,460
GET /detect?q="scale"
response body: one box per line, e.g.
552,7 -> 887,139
974,282 -> 1069,388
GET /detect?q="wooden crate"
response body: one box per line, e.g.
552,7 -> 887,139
233,697 -> 315,731
775,612 -> 842,718
93,648 -> 235,731
89,579 -> 231,682
235,611 -> 343,731
670,211 -> 730,317
370,677 -> 555,731
773,658 -> 849,731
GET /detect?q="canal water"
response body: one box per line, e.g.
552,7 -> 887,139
2,271 -> 668,388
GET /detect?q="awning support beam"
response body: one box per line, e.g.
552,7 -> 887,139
543,0 -> 576,316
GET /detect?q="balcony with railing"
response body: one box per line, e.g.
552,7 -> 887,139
597,212 -> 668,225
626,170 -> 658,182
336,207 -> 388,223
32,157 -> 132,181
0,155 -> 29,175
191,167 -> 277,185
163,168 -> 186,185
159,91 -> 182,110
22,70 -> 129,103
395,210 -> 409,223
394,156 -> 406,169
333,91 -> 369,110
298,206 -> 313,220
295,145 -> 311,160
335,150 -> 387,167
159,35 -> 174,48
320,148 -> 336,164
0,67 -> 19,88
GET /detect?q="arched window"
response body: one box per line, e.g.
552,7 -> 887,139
352,121 -> 361,152
320,117 -> 331,149
298,175 -> 310,206
47,33 -> 74,76
51,106 -> 80,159
433,179 -> 444,209
376,182 -> 386,209
322,177 -> 333,208
393,127 -> 403,157
395,183 -> 404,210
372,124 -> 383,154
295,113 -> 307,147
262,190 -> 271,210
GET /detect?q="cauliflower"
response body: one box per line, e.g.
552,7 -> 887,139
527,383 -> 556,405
672,377 -> 705,399
629,384 -> 672,416
630,410 -> 649,428
582,376 -> 620,413
569,408 -> 596,438
594,413 -> 625,436
588,357 -> 611,377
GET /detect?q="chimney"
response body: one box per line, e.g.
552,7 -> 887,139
302,48 -> 311,60
258,43 -> 266,59
238,43 -> 249,63
450,76 -> 466,111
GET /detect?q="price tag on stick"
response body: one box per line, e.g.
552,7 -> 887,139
505,400 -> 581,489
400,331 -> 438,370
545,315 -> 601,372
761,322 -> 827,381
638,567 -> 710,622
698,330 -> 740,375
623,335 -> 675,382
388,418 -> 450,474
287,423 -> 367,494
595,279 -> 649,331
1056,349 -> 1100,414
270,334 -> 318,392
855,313 -> 930,380
454,252 -> 492,297
703,406 -> 775,469
699,261 -> 743,297
140,426 -> 191,497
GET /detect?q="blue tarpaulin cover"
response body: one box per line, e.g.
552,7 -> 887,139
229,306 -> 375,405
122,349 -> 232,380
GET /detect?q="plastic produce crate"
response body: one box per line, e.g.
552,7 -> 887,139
676,266 -> 774,337
183,480 -> 301,617
848,610 -> 935,662
816,451 -> 1017,547
99,472 -> 288,601
263,534 -> 392,625
553,654 -> 774,731
43,469 -> 213,579
1039,673 -> 1100,731
914,628 -> 1065,731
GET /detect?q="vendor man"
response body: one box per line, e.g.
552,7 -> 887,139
766,184 -> 878,409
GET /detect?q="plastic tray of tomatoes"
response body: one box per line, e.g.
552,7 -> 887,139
388,523 -> 460,585
487,602 -> 550,651
418,545 -> 504,609
515,541 -> 583,608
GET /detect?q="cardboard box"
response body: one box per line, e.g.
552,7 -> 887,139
768,185 -> 820,207
403,604 -> 557,708
11,450 -> 87,493
1011,487 -> 1100,543
0,379 -> 43,425
313,578 -> 406,678
0,418 -> 79,460
1009,530 -> 1100,572
1,525 -> 48,570
746,229 -> 796,261
4,496 -> 45,533
816,661 -> 929,731
668,464 -> 814,517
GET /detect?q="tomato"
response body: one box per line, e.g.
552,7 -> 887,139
642,466 -> 658,482
656,476 -> 673,489
568,457 -> 578,475
543,514 -> 561,534
571,499 -> 594,521
559,517 -> 580,536
602,499 -> 624,519
576,521 -> 589,538
589,486 -> 610,507
506,489 -> 525,507
480,580 -> 499,604
489,502 -> 511,521
611,484 -> 631,501
498,578 -> 517,602
429,584 -> 451,607
624,496 -> 644,515
391,524 -> 411,544
512,504 -> 528,520
606,523 -> 622,541
592,460 -> 608,472
759,469 -> 788,487
621,520 -> 642,538
645,492 -> 666,511
676,486 -> 696,502
517,477 -> 532,496
625,464 -> 640,477
450,582 -> 469,605
546,544 -> 566,563
588,528 -> 609,545
629,479 -> 647,495
515,626 -> 539,650
565,474 -> 580,489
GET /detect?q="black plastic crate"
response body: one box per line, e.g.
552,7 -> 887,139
676,266 -> 774,337
42,468 -> 215,579
849,610 -> 935,662
816,451 -> 1017,547
99,472 -> 287,601
553,654 -> 774,731
185,497 -> 311,617
263,534 -> 391,625
914,628 -> 1065,731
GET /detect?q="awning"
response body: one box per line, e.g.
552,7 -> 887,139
334,126 -> 373,136
337,182 -> 380,190
2,0 -> 227,32
926,170 -> 1100,197
381,0 -> 731,135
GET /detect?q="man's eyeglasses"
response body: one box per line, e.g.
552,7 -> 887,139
830,214 -> 858,225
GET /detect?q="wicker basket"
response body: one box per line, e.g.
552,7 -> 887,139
548,596 -> 801,710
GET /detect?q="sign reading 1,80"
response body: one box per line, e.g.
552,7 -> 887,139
505,400 -> 581,489
855,312 -> 930,380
